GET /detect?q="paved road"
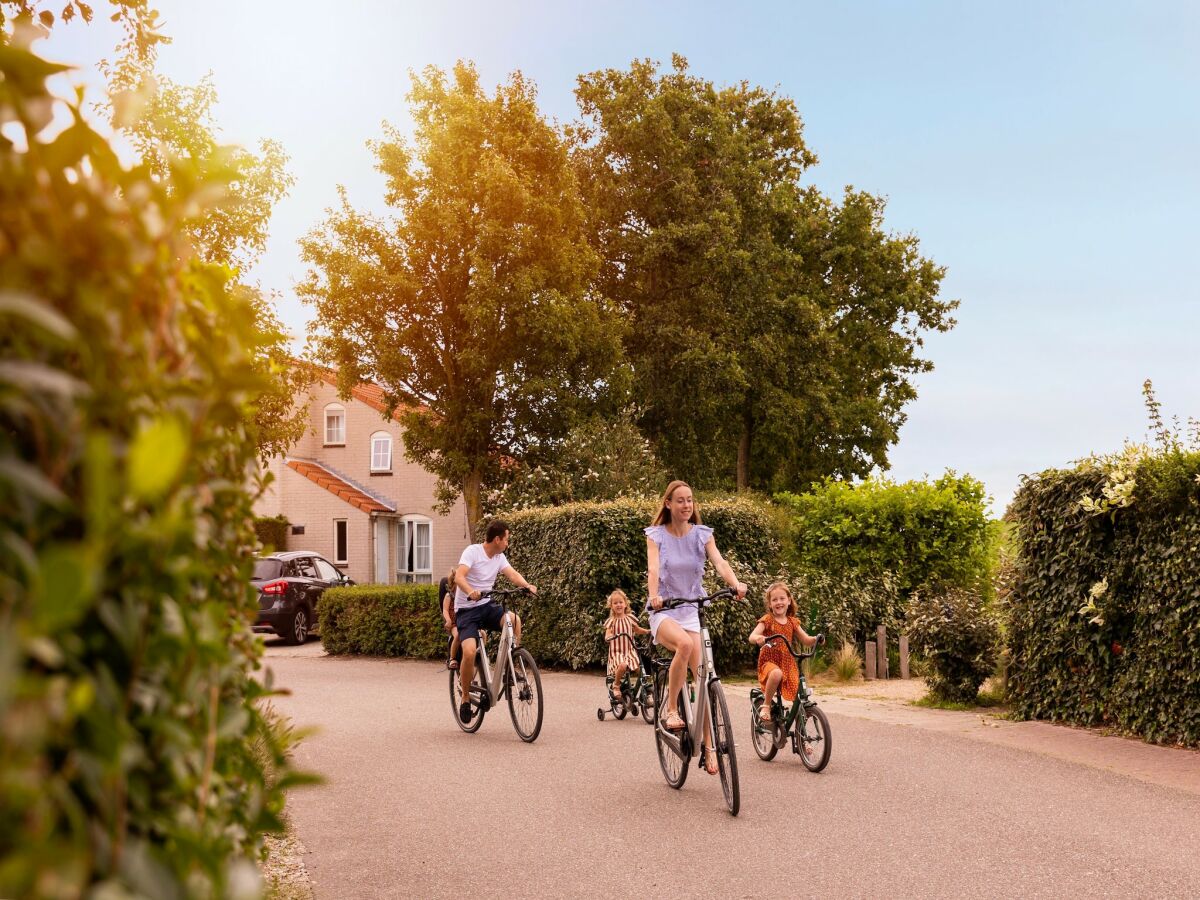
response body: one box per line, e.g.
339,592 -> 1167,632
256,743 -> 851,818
263,643 -> 1200,899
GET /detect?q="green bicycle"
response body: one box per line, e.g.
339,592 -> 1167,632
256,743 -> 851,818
750,633 -> 831,772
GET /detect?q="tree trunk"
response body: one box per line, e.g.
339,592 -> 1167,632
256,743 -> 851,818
462,467 -> 483,534
736,413 -> 752,492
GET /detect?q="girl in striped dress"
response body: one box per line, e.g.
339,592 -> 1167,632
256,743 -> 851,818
604,589 -> 649,703
749,582 -> 820,722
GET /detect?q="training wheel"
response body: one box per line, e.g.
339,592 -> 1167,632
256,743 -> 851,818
597,708 -> 604,721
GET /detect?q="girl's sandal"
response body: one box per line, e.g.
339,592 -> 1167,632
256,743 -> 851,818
703,745 -> 719,775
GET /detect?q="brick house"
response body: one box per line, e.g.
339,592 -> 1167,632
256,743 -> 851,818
254,373 -> 471,584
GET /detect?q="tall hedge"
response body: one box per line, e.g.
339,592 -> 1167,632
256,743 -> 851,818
1007,451 -> 1200,746
320,585 -> 445,658
777,471 -> 999,611
254,515 -> 290,552
0,42 -> 300,896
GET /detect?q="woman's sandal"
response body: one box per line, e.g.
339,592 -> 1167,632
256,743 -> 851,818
703,745 -> 719,775
663,710 -> 686,731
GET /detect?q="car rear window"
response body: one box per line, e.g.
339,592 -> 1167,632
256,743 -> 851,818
253,559 -> 283,580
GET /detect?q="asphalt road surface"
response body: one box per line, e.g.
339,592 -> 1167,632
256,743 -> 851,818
263,643 -> 1200,899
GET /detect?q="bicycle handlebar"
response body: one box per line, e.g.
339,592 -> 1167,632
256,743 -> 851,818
655,586 -> 739,610
478,587 -> 532,600
759,632 -> 826,659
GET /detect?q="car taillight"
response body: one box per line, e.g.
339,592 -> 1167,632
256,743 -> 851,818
261,580 -> 288,596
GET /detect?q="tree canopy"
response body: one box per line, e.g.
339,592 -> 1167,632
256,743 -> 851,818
301,61 -> 626,524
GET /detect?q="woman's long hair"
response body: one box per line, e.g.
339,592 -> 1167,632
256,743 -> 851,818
650,480 -> 702,527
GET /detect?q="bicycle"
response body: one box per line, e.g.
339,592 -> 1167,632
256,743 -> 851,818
749,633 -> 832,772
597,630 -> 656,724
449,587 -> 544,743
650,587 -> 741,816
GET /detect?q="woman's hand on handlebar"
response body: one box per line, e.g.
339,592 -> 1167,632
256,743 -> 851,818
649,594 -> 664,611
735,581 -> 748,600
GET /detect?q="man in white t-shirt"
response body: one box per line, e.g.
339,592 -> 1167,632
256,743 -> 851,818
454,519 -> 538,723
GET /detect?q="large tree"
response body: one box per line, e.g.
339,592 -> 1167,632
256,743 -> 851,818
300,61 -> 625,525
573,55 -> 956,492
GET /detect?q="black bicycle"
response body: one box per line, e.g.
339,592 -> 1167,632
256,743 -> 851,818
650,587 -> 741,816
449,588 -> 544,742
597,631 -> 656,724
750,633 -> 831,772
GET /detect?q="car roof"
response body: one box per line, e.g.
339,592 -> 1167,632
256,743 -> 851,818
260,550 -> 324,561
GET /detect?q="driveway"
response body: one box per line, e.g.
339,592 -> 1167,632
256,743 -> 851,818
262,641 -> 1200,898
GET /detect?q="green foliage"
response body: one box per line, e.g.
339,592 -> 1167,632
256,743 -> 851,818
829,642 -> 863,682
484,409 -> 665,514
791,567 -> 901,649
1006,450 -> 1200,746
0,39 -> 303,897
301,61 -> 627,525
906,587 -> 1000,704
496,495 -> 784,672
254,515 -> 290,553
573,54 -> 955,492
778,471 -> 999,605
320,585 -> 445,659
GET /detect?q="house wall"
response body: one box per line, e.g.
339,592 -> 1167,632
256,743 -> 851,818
254,379 -> 473,584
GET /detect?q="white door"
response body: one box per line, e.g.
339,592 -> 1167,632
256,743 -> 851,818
373,518 -> 390,584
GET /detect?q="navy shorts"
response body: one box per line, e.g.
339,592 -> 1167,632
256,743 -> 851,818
455,601 -> 507,643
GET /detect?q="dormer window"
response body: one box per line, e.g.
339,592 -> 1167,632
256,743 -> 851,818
324,404 -> 345,445
370,431 -> 392,472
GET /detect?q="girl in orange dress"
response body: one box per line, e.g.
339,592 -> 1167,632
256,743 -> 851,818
749,582 -> 819,722
603,589 -> 650,702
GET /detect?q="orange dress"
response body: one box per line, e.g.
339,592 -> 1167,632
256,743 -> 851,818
756,614 -> 802,702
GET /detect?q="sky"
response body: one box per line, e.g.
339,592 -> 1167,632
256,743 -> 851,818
36,0 -> 1200,515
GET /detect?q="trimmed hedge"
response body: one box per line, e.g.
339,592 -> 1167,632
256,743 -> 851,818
321,496 -> 786,672
320,585 -> 445,658
255,514 -> 290,552
1006,451 -> 1200,746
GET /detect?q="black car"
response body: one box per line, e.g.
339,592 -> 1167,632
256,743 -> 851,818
252,551 -> 352,644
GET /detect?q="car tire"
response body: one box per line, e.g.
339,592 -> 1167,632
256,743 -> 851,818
284,605 -> 310,645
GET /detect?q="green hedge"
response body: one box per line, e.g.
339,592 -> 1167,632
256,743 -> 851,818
1006,451 -> 1200,745
321,496 -> 786,672
320,585 -> 445,658
255,514 -> 290,552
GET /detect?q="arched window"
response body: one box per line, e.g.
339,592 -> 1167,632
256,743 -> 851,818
324,403 -> 345,445
370,431 -> 392,472
396,515 -> 432,583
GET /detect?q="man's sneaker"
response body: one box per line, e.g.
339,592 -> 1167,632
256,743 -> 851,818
459,701 -> 473,724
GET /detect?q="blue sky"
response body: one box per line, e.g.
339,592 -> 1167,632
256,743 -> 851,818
40,1 -> 1199,514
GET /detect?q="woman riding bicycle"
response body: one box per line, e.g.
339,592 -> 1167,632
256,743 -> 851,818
645,480 -> 747,775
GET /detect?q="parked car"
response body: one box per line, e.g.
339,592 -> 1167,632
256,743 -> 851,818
251,551 -> 352,644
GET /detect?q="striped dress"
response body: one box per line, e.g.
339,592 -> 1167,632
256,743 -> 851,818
756,614 -> 802,702
605,614 -> 641,676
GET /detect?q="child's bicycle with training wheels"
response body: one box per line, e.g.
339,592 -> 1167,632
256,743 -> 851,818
597,630 -> 656,724
449,587 -> 544,743
750,633 -> 831,771
650,587 -> 742,816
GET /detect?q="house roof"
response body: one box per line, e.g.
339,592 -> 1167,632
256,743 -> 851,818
318,370 -> 408,422
285,459 -> 396,514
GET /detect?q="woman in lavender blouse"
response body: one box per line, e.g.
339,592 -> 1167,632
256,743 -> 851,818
646,480 -> 747,774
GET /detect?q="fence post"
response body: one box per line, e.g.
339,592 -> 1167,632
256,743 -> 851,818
899,634 -> 910,679
865,640 -> 877,680
876,624 -> 889,679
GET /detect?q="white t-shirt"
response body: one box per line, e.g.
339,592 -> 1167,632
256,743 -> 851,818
454,543 -> 510,610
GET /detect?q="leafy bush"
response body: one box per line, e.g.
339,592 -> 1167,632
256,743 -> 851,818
0,40 -> 302,897
320,585 -> 445,658
255,515 -> 290,552
1006,448 -> 1200,745
791,568 -> 901,649
905,587 -> 1000,704
777,472 -> 999,604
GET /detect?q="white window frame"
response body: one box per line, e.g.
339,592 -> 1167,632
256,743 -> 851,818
324,403 -> 346,446
396,515 -> 433,584
333,519 -> 348,565
370,431 -> 392,472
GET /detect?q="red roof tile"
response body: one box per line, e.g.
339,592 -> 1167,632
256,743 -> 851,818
286,460 -> 393,514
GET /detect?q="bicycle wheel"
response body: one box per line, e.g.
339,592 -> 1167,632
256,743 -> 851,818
797,704 -> 832,773
449,654 -> 486,733
708,681 -> 740,815
612,695 -> 628,720
506,647 -> 543,743
750,695 -> 778,762
639,680 -> 655,725
653,670 -> 689,789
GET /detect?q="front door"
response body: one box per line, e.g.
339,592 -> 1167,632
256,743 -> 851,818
373,518 -> 390,584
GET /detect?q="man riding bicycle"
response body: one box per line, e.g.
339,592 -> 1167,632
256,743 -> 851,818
454,519 -> 538,723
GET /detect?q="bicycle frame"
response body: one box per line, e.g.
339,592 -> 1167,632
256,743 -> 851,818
655,605 -> 721,762
473,611 -> 517,708
757,635 -> 820,736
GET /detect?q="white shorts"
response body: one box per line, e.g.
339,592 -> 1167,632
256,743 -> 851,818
649,605 -> 700,643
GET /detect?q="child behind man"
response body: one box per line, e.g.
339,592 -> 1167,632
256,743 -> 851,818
603,589 -> 649,702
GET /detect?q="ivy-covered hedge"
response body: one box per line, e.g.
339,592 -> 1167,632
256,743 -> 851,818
254,514 -> 290,552
0,43 -> 299,897
495,495 -> 785,672
1006,451 -> 1200,746
320,585 -> 445,658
